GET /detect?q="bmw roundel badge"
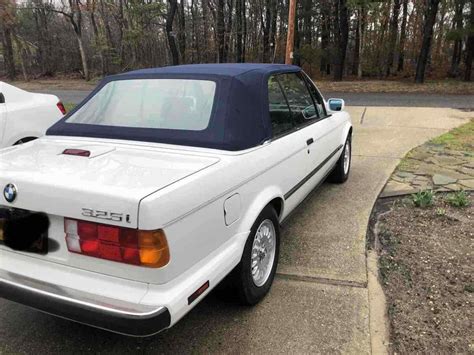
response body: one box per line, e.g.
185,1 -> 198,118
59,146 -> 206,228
3,183 -> 17,203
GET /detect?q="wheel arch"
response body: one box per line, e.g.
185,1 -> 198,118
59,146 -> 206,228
13,136 -> 37,145
269,197 -> 284,220
239,186 -> 285,237
343,123 -> 353,141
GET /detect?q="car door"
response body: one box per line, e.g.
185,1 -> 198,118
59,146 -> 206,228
0,83 -> 6,147
302,73 -> 345,177
276,72 -> 332,193
267,75 -> 314,211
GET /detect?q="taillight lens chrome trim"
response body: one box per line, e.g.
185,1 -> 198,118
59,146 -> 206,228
64,218 -> 170,268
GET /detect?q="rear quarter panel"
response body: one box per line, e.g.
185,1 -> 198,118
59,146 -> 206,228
138,130 -> 318,284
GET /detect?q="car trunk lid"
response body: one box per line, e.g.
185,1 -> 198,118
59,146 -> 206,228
0,138 -> 219,228
0,138 -> 219,280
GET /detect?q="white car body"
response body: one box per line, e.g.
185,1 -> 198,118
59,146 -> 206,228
0,82 -> 64,148
0,65 -> 352,336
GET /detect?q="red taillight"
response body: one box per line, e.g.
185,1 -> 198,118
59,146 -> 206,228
57,102 -> 67,115
64,219 -> 170,268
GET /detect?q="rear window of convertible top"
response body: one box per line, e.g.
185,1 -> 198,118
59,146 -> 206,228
66,79 -> 216,132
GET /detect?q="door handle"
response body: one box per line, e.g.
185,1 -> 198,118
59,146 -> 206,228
306,138 -> 314,146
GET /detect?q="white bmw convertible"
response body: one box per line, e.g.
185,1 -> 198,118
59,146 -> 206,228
0,81 -> 66,148
0,64 -> 352,336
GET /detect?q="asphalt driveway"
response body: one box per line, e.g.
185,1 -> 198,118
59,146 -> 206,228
40,89 -> 474,109
0,107 -> 471,353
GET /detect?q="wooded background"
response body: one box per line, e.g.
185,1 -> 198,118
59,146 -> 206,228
0,0 -> 473,83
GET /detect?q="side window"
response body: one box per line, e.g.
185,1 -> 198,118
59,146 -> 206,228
303,74 -> 328,118
268,76 -> 293,137
278,73 -> 318,126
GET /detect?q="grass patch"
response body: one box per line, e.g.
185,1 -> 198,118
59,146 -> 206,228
397,157 -> 418,171
412,190 -> 435,208
446,190 -> 470,208
429,119 -> 474,151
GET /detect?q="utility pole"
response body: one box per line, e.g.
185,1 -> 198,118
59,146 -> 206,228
285,0 -> 297,64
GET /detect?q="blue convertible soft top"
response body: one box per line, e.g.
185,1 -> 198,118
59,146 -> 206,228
47,64 -> 301,151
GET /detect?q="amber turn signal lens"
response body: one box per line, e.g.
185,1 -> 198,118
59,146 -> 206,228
138,230 -> 170,268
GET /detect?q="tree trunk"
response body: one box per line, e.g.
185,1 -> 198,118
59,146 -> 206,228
262,0 -> 271,62
270,0 -> 277,61
386,0 -> 401,76
89,7 -> 108,76
236,0 -> 243,62
191,0 -> 199,62
1,26 -> 16,80
333,0 -> 349,81
294,2 -> 301,66
99,0 -> 114,54
242,0 -> 247,62
397,0 -> 408,72
434,0 -> 447,62
76,34 -> 90,81
415,0 -> 440,83
202,0 -> 210,62
166,0 -> 180,65
303,0 -> 312,46
320,1 -> 330,75
375,1 -> 391,77
352,8 -> 361,76
464,0 -> 474,81
224,0 -> 233,63
178,0 -> 186,63
33,0 -> 54,76
448,0 -> 465,77
216,0 -> 226,62
14,35 -> 28,81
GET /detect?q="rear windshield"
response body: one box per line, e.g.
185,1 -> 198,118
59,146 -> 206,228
66,79 -> 216,131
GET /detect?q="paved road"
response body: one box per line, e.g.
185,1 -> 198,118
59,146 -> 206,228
325,92 -> 474,109
41,89 -> 474,109
1,107 -> 471,353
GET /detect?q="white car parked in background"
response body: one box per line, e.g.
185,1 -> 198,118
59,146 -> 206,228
0,64 -> 352,336
0,82 -> 66,148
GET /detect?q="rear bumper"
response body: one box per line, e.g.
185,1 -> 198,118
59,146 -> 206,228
0,269 -> 171,337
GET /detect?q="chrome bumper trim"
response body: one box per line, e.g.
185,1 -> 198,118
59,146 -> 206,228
0,269 -> 170,336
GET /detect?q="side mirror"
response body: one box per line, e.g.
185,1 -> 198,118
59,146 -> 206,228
328,98 -> 345,112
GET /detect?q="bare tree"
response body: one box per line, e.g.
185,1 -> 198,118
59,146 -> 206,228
0,0 -> 17,79
333,0 -> 349,80
464,0 -> 473,81
448,0 -> 466,77
386,0 -> 401,76
216,0 -> 226,62
415,0 -> 440,83
397,0 -> 408,72
166,0 -> 180,65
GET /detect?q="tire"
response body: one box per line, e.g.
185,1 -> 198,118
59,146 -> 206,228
329,135 -> 351,184
228,205 -> 280,305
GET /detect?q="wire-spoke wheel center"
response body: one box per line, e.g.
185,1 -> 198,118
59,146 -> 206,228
343,140 -> 351,175
251,219 -> 276,287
